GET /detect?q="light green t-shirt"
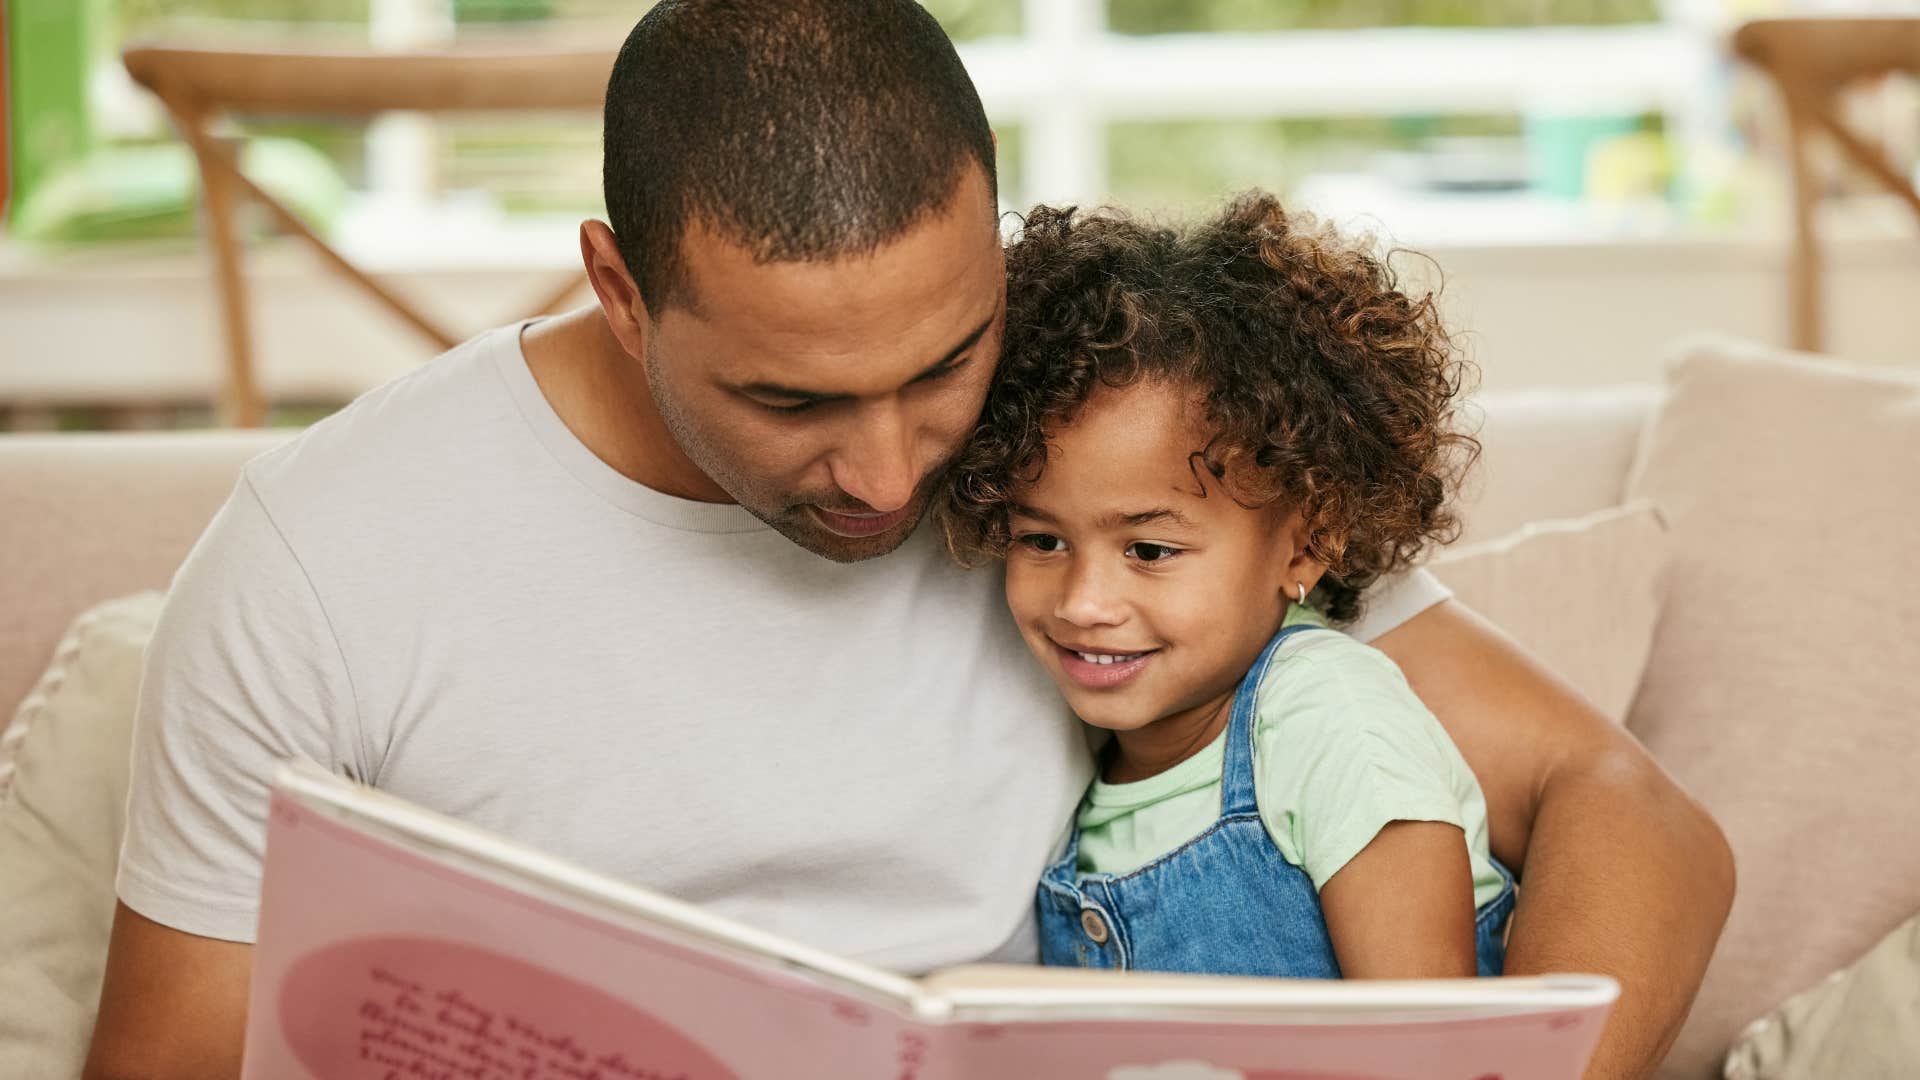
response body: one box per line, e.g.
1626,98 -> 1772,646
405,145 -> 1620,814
1076,607 -> 1506,909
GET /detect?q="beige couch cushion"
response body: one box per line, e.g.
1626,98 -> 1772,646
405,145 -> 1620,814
0,430 -> 289,719
1723,906 -> 1920,1080
1623,340 -> 1920,1079
1454,385 -> 1661,547
1432,501 -> 1667,723
0,593 -> 162,1077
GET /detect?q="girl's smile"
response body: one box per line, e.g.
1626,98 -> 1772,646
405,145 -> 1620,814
1052,641 -> 1159,689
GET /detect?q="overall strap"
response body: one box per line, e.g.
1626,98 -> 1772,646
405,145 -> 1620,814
1219,621 -> 1327,815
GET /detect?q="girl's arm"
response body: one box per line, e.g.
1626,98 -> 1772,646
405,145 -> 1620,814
1319,820 -> 1479,978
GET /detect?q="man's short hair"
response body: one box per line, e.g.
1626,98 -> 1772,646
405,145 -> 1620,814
602,0 -> 998,313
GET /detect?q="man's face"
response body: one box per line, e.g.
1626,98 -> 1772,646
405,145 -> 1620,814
641,166 -> 1005,562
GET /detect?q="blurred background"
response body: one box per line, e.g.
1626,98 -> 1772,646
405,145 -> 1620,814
2,0 -> 1917,429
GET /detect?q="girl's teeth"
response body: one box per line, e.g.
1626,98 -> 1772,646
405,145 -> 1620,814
1077,651 -> 1142,665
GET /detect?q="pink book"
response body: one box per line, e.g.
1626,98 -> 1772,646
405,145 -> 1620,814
244,762 -> 1617,1080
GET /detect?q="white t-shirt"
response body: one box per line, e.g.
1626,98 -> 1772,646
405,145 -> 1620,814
116,323 -> 1452,973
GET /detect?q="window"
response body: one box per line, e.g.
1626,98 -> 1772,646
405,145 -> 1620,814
24,0 -> 1900,257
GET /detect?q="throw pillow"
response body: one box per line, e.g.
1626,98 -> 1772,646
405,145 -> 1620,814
1622,339 -> 1920,1079
0,593 -> 163,1077
1431,501 -> 1669,723
1723,907 -> 1920,1080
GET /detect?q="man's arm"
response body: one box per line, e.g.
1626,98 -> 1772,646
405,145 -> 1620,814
1370,599 -> 1734,1080
87,476 -> 356,1078
85,904 -> 252,1080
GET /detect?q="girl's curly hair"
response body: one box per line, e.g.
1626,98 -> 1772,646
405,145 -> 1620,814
938,191 -> 1478,624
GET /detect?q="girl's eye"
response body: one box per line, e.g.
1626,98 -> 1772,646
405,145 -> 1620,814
1016,533 -> 1064,553
1126,542 -> 1181,563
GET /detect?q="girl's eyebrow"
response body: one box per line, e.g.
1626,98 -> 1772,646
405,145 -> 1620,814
1010,504 -> 1197,531
1100,508 -> 1198,530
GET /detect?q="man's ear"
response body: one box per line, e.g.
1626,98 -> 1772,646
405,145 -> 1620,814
580,219 -> 650,360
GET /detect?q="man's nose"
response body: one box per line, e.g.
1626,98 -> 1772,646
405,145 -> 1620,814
1055,557 -> 1126,628
828,402 -> 919,513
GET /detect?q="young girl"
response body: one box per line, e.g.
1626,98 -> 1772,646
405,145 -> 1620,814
940,192 -> 1508,979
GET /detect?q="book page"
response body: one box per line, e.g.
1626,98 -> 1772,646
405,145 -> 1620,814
923,963 -> 1618,1021
917,966 -> 1616,1078
243,779 -> 946,1079
915,1008 -> 1612,1079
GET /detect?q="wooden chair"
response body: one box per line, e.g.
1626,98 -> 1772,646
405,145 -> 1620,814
122,45 -> 617,425
1732,18 -> 1920,353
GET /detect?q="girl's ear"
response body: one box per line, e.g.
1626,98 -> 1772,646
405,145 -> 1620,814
1273,507 -> 1331,605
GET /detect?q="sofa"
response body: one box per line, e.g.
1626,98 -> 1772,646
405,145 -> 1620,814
3,335 -> 1917,1079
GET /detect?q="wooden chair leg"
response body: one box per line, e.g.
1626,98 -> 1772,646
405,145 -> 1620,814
1783,97 -> 1824,354
232,168 -> 462,352
181,120 -> 462,355
1808,99 -> 1920,219
196,133 -> 266,428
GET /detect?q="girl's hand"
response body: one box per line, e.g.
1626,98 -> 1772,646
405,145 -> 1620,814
1318,820 -> 1479,979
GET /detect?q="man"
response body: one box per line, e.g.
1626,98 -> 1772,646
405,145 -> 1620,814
85,2 -> 1732,1078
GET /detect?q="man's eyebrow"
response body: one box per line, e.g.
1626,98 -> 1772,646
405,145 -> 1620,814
735,309 -> 999,404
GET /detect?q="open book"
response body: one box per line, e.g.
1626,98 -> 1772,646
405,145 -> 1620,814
244,762 -> 1618,1080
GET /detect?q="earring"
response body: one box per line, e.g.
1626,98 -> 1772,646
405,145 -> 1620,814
1294,582 -> 1307,605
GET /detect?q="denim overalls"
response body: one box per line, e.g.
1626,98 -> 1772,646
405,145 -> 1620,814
1036,622 -> 1517,977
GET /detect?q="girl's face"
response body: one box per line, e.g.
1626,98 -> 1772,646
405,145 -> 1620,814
1003,379 -> 1323,734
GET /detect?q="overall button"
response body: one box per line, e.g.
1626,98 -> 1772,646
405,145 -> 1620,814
1080,907 -> 1110,945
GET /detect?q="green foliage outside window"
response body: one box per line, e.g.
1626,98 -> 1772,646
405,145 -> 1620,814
116,0 -> 367,35
1108,0 -> 1660,33
918,0 -> 1021,40
113,0 -> 1660,38
1108,115 -> 1525,212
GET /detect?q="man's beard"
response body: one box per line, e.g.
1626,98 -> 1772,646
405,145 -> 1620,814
752,484 -> 937,563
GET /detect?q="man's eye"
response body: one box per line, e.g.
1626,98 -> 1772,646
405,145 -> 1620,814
912,358 -> 966,387
759,399 -> 817,415
1016,533 -> 1064,553
1126,542 -> 1180,563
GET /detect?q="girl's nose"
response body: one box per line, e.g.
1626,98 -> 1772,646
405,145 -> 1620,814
1054,558 -> 1126,628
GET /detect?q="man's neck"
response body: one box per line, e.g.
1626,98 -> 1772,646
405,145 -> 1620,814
520,308 -> 731,503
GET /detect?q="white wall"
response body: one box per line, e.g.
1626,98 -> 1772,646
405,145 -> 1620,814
1,233 -> 1915,414
1410,236 -> 1920,390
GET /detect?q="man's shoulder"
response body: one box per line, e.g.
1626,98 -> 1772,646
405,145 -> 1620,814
1341,568 -> 1452,644
244,324 -> 530,526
